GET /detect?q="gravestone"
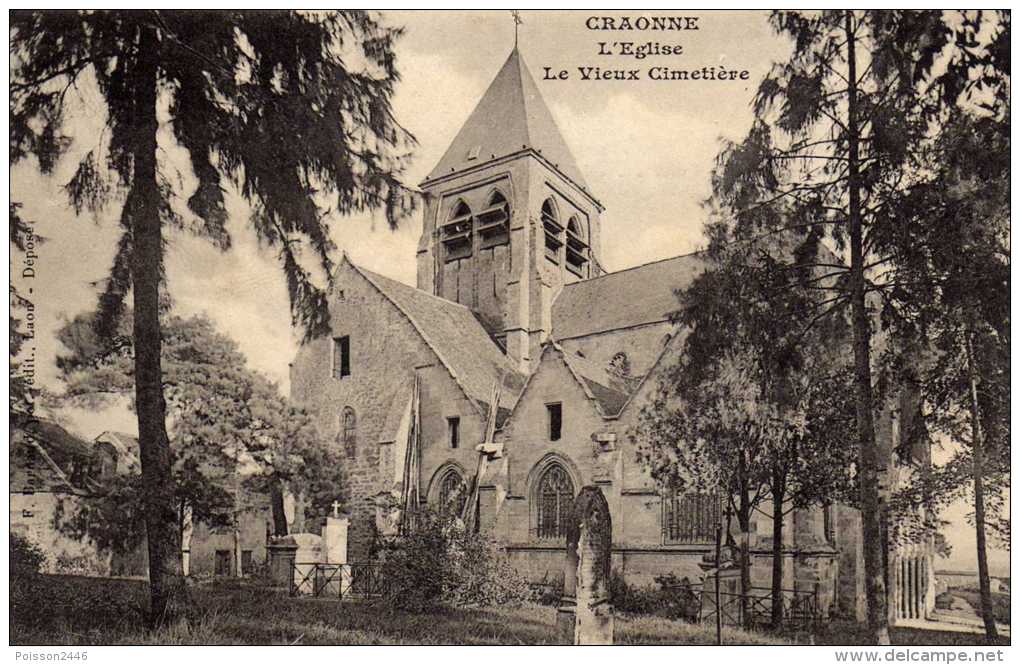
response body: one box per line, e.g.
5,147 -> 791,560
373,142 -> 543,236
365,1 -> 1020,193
323,502 -> 349,563
557,485 -> 614,645
290,533 -> 323,595
699,561 -> 741,626
320,502 -> 351,595
267,535 -> 298,587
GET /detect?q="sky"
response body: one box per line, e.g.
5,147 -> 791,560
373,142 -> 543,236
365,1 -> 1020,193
9,10 -> 1007,575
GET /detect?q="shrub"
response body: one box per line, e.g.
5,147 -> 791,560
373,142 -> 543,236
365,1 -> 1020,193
934,590 -> 955,611
11,534 -> 47,576
379,509 -> 533,611
610,571 -> 701,622
11,534 -> 49,631
534,582 -> 562,606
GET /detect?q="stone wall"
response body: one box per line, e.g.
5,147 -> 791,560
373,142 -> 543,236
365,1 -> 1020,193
188,502 -> 272,577
290,261 -> 492,560
497,347 -> 610,545
291,262 -> 430,559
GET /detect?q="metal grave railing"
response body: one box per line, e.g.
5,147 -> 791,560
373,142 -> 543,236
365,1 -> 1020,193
289,562 -> 388,599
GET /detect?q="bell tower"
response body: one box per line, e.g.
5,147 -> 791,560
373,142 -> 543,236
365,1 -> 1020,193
416,48 -> 604,373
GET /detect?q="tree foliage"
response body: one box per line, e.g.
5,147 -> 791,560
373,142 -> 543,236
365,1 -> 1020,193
11,10 -> 416,337
55,311 -> 346,552
703,10 -> 1007,643
10,203 -> 41,415
11,10 -> 414,624
634,235 -> 859,626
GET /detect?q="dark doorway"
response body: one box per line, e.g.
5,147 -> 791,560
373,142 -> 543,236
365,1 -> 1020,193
215,549 -> 232,576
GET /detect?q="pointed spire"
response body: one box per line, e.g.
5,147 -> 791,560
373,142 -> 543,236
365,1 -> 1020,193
425,48 -> 588,190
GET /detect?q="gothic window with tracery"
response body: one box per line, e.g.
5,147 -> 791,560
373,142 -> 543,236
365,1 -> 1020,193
438,468 -> 466,515
536,464 -> 574,540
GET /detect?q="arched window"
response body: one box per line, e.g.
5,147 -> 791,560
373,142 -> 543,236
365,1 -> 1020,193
477,189 -> 510,247
541,198 -> 557,222
437,468 -> 466,516
565,215 -> 590,276
567,216 -> 587,244
536,463 -> 574,540
541,198 -> 563,264
442,200 -> 473,261
341,407 -> 357,457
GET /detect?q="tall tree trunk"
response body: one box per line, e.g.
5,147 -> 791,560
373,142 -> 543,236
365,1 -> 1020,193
965,331 -> 998,641
270,480 -> 289,536
845,10 -> 890,645
770,468 -> 785,630
129,22 -> 185,628
736,459 -> 753,629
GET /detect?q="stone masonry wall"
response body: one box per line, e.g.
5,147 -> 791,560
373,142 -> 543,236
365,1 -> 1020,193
291,261 -> 432,560
290,260 -> 492,561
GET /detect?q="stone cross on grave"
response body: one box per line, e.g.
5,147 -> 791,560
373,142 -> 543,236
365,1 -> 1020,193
331,501 -> 343,518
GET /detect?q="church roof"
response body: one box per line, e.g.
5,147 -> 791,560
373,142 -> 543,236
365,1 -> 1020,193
551,251 -> 709,340
425,48 -> 588,191
14,412 -> 94,465
559,349 -> 639,418
353,263 -> 525,416
11,412 -> 94,493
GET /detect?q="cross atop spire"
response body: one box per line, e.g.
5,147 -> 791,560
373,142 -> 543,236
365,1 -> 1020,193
511,11 -> 522,47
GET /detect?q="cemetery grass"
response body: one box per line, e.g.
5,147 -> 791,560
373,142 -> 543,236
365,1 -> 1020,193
13,574 -> 785,645
12,575 -> 1008,646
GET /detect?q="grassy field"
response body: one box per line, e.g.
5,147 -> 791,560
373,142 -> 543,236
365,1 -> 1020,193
9,574 -> 1008,646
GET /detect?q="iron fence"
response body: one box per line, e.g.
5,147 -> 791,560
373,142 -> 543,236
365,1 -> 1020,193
698,585 -> 820,631
289,562 -> 389,599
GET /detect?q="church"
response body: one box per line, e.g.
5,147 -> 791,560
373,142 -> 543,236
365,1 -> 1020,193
288,47 -> 933,623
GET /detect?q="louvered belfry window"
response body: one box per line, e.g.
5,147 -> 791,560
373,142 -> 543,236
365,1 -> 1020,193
536,464 -> 574,540
442,201 -> 473,262
662,490 -> 720,544
476,190 -> 510,247
565,216 -> 589,277
541,199 -> 563,264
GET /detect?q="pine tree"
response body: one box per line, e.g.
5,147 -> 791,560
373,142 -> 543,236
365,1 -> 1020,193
11,10 -> 414,625
883,66 -> 1009,640
708,10 -> 1004,642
